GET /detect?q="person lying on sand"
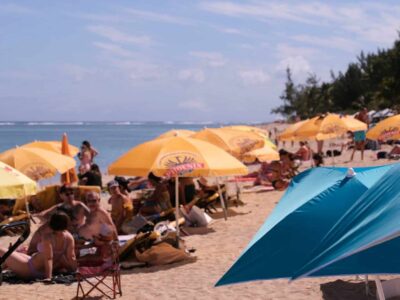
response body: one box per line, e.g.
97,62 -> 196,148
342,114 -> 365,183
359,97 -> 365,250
78,191 -> 117,241
35,184 -> 90,234
108,180 -> 133,234
1,212 -> 77,281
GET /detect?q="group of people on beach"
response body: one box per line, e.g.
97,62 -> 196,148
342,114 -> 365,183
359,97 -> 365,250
0,138 -> 225,281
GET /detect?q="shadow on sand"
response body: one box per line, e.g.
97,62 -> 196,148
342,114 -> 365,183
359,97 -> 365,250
208,208 -> 251,220
320,279 -> 377,300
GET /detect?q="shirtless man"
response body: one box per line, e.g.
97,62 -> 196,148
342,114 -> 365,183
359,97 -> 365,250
36,185 -> 90,233
78,191 -> 117,241
107,180 -> 133,233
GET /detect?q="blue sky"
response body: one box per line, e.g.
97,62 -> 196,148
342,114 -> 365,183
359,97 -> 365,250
1,1 -> 400,122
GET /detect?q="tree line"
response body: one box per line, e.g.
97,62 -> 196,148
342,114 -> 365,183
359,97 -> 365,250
272,36 -> 400,120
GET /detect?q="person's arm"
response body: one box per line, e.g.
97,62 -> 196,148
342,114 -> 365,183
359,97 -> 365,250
41,235 -> 54,280
61,235 -> 77,272
35,204 -> 59,222
27,227 -> 42,255
100,209 -> 118,240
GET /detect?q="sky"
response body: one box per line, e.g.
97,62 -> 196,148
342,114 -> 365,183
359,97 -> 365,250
1,1 -> 400,122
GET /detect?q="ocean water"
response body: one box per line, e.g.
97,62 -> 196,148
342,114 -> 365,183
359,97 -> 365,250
0,121 -> 241,173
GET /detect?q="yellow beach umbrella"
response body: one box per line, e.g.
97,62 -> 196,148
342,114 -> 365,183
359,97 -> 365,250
156,129 -> 196,139
0,161 -> 37,198
242,145 -> 280,164
223,126 -> 276,149
0,147 -> 76,181
108,136 -> 248,177
23,140 -> 80,156
278,119 -> 309,141
109,136 -> 248,227
293,114 -> 367,141
366,114 -> 400,141
192,128 -> 264,160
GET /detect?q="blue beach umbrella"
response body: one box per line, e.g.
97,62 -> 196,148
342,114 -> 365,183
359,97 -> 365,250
216,163 -> 397,286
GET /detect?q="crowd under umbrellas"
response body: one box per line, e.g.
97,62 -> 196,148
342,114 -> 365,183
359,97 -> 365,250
1,113 -> 400,297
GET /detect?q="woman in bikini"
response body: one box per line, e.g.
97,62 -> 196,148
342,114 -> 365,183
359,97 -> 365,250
0,212 -> 77,280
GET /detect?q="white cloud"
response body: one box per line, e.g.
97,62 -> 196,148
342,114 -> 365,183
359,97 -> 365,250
200,2 -> 400,45
87,25 -> 152,46
0,3 -> 36,14
189,51 -> 227,67
178,69 -> 205,83
93,42 -> 135,57
178,99 -> 208,111
292,35 -> 360,53
276,44 -> 319,59
111,59 -> 163,81
276,56 -> 312,78
238,69 -> 270,86
124,8 -> 190,25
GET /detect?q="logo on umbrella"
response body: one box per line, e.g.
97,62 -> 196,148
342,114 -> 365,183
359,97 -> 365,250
379,127 -> 399,140
21,163 -> 53,181
159,152 -> 204,177
229,137 -> 259,154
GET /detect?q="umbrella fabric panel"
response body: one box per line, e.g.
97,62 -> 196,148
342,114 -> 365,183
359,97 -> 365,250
216,176 -> 369,285
312,237 -> 400,277
292,163 -> 400,279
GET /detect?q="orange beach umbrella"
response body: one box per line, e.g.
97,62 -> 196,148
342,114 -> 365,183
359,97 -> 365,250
61,133 -> 78,184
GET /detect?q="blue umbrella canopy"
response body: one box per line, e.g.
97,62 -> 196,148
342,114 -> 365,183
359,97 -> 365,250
216,163 -> 396,286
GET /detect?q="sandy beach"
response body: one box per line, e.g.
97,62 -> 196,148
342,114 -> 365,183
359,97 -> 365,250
0,123 -> 396,300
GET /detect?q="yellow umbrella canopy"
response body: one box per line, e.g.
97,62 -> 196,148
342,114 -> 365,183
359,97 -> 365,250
278,119 -> 309,141
156,129 -> 196,139
367,114 -> 400,141
223,126 -> 276,149
242,145 -> 280,164
191,128 -> 264,159
108,136 -> 248,177
0,161 -> 37,198
293,114 -> 367,141
0,147 -> 76,181
23,140 -> 80,156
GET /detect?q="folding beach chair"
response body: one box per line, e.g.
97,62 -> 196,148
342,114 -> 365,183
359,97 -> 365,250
76,240 -> 122,299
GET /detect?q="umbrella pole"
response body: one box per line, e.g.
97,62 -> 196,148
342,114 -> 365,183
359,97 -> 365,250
216,177 -> 228,221
175,176 -> 180,247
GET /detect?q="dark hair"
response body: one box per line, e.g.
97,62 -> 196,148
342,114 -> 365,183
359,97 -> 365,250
148,172 -> 161,183
278,149 -> 289,156
60,184 -> 73,194
91,164 -> 100,173
49,211 -> 70,231
82,140 -> 91,148
114,176 -> 128,191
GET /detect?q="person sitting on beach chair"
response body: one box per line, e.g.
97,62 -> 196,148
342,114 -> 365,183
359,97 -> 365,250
1,212 -> 77,281
35,184 -> 90,234
78,191 -> 117,242
107,180 -> 133,234
279,149 -> 300,178
252,161 -> 289,191
139,173 -> 173,221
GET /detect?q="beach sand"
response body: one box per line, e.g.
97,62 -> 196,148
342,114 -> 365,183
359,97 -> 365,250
0,124 -> 396,300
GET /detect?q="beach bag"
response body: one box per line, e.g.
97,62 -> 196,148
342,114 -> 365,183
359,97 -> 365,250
377,151 -> 388,159
135,242 -> 189,266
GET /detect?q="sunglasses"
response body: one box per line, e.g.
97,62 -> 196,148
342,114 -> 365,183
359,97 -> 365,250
63,191 -> 74,196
